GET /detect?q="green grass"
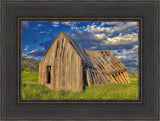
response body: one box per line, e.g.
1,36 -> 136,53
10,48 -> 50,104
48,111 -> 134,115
22,72 -> 138,100
22,71 -> 39,84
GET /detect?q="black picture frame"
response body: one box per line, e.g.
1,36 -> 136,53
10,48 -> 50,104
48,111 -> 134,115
1,0 -> 159,120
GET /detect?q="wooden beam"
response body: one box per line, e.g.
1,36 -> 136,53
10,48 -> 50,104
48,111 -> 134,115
86,68 -> 91,87
108,74 -> 118,84
124,71 -> 131,83
119,72 -> 127,84
116,73 -> 124,84
92,52 -> 112,72
102,51 -> 118,70
92,72 -> 96,85
91,68 -> 127,76
121,72 -> 129,84
109,52 -> 126,69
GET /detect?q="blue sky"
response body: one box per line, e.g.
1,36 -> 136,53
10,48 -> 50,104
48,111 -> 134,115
22,21 -> 139,67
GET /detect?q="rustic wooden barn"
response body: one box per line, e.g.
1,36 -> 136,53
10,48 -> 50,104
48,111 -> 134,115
39,31 -> 130,92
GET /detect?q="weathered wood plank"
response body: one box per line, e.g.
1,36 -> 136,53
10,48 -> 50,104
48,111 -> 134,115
113,73 -> 121,83
108,74 -> 117,84
86,68 -> 91,87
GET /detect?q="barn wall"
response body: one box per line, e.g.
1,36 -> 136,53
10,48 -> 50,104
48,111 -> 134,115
39,33 -> 83,92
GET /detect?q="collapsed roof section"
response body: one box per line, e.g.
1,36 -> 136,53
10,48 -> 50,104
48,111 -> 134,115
84,49 -> 130,85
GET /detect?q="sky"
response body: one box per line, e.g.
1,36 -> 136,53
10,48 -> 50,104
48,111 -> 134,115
22,21 -> 139,68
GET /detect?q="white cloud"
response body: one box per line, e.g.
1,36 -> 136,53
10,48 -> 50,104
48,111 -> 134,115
37,24 -> 43,27
52,22 -> 59,27
32,27 -> 39,30
24,45 -> 29,51
74,22 -> 138,47
89,46 -> 97,50
84,22 -> 138,36
61,22 -> 78,26
71,26 -> 86,31
22,53 -> 34,59
40,31 -> 46,34
22,48 -> 46,59
105,32 -> 138,45
100,22 -> 124,26
69,31 -> 138,50
62,22 -> 72,26
60,22 -> 84,31
62,22 -> 81,30
113,22 -> 138,33
71,26 -> 79,31
94,33 -> 106,39
111,45 -> 138,66
84,24 -> 113,34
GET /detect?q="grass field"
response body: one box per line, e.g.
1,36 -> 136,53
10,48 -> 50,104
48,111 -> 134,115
22,72 -> 138,100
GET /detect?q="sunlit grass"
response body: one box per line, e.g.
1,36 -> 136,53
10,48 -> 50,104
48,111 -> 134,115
22,72 -> 138,100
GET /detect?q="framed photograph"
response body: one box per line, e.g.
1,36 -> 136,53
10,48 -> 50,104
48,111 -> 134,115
19,18 -> 141,103
1,0 -> 159,120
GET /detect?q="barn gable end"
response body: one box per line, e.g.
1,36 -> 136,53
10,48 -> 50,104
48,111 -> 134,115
39,32 -> 83,92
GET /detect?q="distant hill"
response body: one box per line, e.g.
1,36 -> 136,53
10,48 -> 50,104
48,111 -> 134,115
126,67 -> 138,77
22,58 -> 40,72
22,58 -> 138,76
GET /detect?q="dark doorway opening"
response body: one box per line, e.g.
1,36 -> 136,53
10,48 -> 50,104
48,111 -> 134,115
47,66 -> 51,84
83,64 -> 88,89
